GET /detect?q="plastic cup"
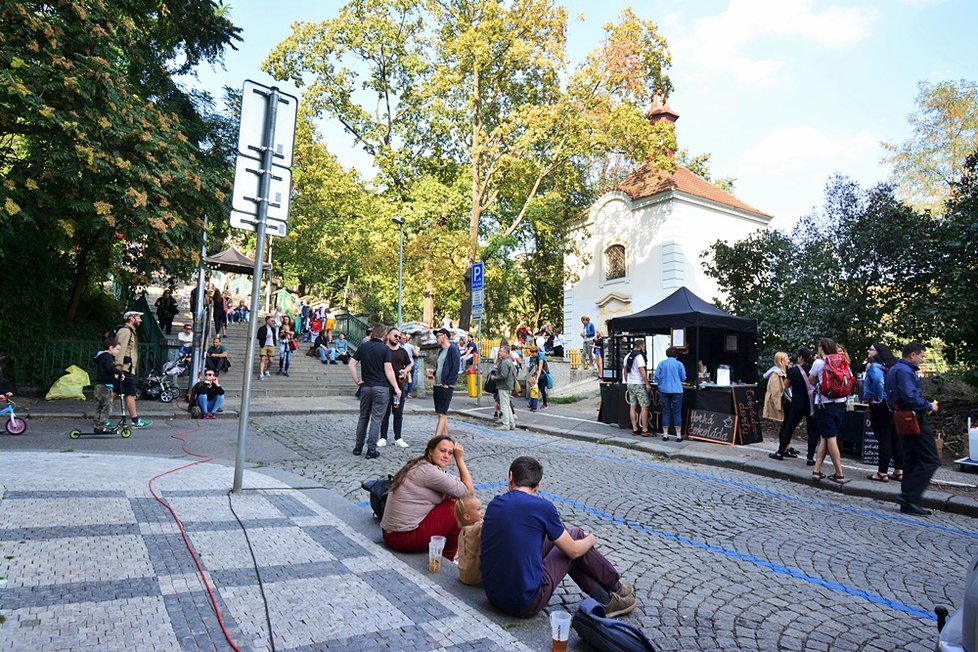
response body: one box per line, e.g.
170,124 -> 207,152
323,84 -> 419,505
550,610 -> 571,651
428,535 -> 446,573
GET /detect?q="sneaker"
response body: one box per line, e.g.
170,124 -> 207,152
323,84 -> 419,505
603,588 -> 637,618
769,452 -> 784,460
394,438 -> 410,448
131,418 -> 151,428
93,427 -> 110,434
377,438 -> 387,447
283,371 -> 289,376
806,458 -> 816,466
365,450 -> 381,460
258,373 -> 265,381
352,448 -> 363,456
614,580 -> 634,598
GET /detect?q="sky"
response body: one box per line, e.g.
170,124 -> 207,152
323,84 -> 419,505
183,0 -> 978,230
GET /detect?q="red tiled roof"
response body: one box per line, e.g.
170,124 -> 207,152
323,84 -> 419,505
611,164 -> 771,219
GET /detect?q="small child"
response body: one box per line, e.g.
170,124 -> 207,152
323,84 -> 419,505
93,338 -> 122,434
528,374 -> 540,412
453,495 -> 484,586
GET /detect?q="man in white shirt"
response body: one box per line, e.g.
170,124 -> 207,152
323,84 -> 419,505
623,340 -> 652,436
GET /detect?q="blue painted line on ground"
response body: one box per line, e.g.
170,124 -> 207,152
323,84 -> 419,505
461,421 -> 978,540
537,490 -> 937,622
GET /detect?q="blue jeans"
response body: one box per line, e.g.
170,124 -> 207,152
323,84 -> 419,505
661,392 -> 684,429
278,343 -> 292,371
316,347 -> 337,362
197,394 -> 224,414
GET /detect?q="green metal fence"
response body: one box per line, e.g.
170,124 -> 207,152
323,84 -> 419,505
336,313 -> 370,345
15,340 -> 162,390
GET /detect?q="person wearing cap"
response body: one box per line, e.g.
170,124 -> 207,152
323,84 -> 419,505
113,311 -> 150,428
432,328 -> 461,437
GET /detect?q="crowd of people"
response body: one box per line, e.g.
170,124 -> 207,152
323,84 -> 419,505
761,338 -> 940,516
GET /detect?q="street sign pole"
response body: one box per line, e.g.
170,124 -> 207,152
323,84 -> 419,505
233,87 -> 282,493
188,214 -> 208,396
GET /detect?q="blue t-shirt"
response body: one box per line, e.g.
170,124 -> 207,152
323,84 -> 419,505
481,490 -> 565,613
653,357 -> 686,394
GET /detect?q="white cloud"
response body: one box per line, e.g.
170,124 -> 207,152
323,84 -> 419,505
738,125 -> 878,175
733,125 -> 885,227
671,0 -> 880,87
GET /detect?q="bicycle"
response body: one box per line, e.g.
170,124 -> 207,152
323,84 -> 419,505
0,392 -> 26,435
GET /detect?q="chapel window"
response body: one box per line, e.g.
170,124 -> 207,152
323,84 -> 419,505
605,244 -> 626,281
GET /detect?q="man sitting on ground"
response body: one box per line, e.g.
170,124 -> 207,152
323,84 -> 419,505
480,456 -> 636,618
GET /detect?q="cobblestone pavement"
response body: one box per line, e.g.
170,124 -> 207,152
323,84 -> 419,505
0,451 -> 530,652
253,412 -> 977,652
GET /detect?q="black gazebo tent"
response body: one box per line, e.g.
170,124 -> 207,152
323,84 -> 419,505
205,246 -> 271,274
608,286 -> 758,384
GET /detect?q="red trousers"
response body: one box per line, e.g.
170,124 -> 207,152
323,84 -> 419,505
383,496 -> 461,560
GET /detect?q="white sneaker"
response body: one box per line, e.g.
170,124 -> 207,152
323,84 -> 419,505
377,438 -> 387,447
394,439 -> 410,448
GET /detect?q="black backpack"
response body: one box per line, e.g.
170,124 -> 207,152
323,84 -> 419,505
572,598 -> 656,651
361,476 -> 392,519
103,324 -> 125,343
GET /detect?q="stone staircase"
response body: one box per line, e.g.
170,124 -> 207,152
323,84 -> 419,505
204,322 -> 357,398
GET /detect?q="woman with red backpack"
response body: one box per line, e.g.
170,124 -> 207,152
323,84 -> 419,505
809,337 -> 855,484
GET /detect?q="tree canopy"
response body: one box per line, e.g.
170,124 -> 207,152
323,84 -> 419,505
0,0 -> 241,339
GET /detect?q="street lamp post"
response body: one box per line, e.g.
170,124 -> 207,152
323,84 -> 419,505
392,216 -> 405,326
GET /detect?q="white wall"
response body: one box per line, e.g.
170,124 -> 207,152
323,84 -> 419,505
564,191 -> 769,349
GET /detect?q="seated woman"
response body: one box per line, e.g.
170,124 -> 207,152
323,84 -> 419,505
380,435 -> 474,561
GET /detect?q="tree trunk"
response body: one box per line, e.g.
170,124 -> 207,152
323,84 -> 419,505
64,245 -> 90,322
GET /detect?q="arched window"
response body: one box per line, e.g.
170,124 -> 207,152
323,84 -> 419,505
605,244 -> 626,280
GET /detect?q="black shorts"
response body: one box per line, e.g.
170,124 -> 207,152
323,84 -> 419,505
120,372 -> 138,396
433,386 -> 454,415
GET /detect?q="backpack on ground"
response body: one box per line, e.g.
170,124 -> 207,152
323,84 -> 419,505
571,598 -> 656,652
819,353 -> 855,398
361,475 -> 392,520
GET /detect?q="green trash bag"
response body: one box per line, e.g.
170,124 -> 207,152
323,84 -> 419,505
45,365 -> 91,401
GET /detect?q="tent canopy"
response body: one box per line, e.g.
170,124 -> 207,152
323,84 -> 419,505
205,246 -> 271,274
609,286 -> 756,333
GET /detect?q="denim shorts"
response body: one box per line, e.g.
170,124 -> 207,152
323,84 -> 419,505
815,401 -> 845,438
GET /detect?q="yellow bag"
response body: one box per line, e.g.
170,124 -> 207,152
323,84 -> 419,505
512,380 -> 522,396
45,365 -> 91,401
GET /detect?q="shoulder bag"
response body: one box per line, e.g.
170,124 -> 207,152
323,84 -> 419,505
893,409 -> 921,436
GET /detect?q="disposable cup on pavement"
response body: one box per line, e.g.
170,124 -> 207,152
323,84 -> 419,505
550,610 -> 572,651
428,536 -> 446,573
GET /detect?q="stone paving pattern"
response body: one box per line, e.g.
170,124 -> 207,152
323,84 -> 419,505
257,412 -> 978,652
0,452 -> 529,652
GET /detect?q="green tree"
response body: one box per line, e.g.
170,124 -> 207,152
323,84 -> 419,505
704,177 -> 944,368
882,79 -> 978,214
0,0 -> 240,328
938,151 -> 978,364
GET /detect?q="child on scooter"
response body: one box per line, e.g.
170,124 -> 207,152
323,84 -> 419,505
93,338 -> 123,434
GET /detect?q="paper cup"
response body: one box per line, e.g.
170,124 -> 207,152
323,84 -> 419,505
550,610 -> 571,651
428,536 -> 446,573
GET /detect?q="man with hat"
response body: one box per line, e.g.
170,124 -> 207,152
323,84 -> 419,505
114,311 -> 151,428
432,327 -> 461,437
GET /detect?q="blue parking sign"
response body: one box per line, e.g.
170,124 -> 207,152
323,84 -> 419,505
471,262 -> 484,290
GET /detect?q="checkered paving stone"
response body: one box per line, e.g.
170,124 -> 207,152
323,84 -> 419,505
0,451 -> 531,652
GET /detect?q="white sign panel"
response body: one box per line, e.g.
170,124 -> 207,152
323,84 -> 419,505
230,154 -> 292,222
230,210 -> 288,237
237,80 -> 298,168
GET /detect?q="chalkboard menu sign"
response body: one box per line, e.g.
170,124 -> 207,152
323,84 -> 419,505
686,409 -> 737,446
861,412 -> 879,465
731,385 -> 763,445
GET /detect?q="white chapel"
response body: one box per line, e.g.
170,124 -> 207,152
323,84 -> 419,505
563,100 -> 772,348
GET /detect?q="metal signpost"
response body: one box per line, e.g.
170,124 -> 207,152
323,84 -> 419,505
230,80 -> 298,493
471,262 -> 484,405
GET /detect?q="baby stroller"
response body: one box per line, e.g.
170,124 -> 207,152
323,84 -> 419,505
140,364 -> 180,403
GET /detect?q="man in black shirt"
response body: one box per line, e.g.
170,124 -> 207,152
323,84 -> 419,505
348,324 -> 402,459
379,327 -> 413,448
